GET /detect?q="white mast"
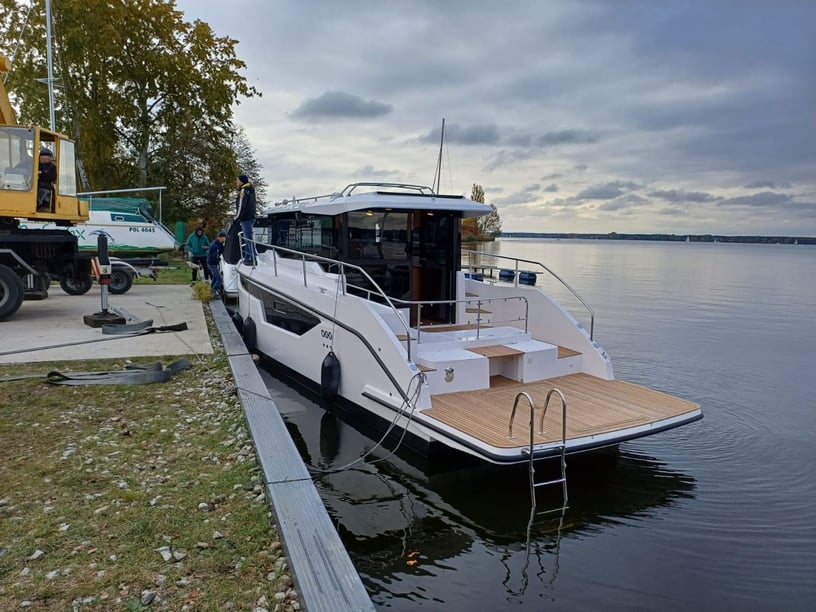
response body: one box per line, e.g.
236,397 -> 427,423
432,117 -> 445,194
45,0 -> 56,130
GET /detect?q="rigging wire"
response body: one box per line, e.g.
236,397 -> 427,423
329,265 -> 341,351
307,371 -> 425,476
3,2 -> 34,83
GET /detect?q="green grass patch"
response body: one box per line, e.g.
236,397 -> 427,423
133,254 -> 192,287
0,310 -> 293,610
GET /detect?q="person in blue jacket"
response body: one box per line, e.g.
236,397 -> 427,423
207,230 -> 227,296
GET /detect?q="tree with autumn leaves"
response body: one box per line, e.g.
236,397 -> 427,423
0,0 -> 262,228
462,183 -> 502,241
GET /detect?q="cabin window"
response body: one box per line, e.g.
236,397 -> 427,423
56,138 -> 77,197
269,216 -> 335,257
0,127 -> 35,191
345,211 -> 411,300
242,278 -> 320,335
346,211 -> 409,260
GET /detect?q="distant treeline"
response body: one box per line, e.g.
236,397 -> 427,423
501,232 -> 815,245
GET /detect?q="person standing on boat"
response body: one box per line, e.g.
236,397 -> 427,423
207,230 -> 227,296
235,173 -> 256,264
36,148 -> 57,211
186,226 -> 210,285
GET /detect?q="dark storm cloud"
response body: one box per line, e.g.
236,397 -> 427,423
576,181 -> 640,200
716,192 -> 794,208
648,189 -> 720,203
290,91 -> 393,121
423,124 -> 599,151
493,191 -> 539,205
536,130 -> 599,147
420,124 -> 501,146
744,180 -> 790,190
494,184 -> 545,205
598,194 -> 649,212
484,149 -> 537,172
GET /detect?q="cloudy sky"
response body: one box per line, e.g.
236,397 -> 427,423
175,0 -> 815,236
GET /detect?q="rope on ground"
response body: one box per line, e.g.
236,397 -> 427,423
0,359 -> 193,385
0,320 -> 189,357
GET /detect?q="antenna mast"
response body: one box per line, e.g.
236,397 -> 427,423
432,117 -> 445,194
45,0 -> 56,130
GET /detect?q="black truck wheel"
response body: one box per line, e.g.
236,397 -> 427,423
109,268 -> 134,295
0,265 -> 25,321
60,273 -> 94,295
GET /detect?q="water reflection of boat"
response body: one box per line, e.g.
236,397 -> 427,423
262,369 -> 697,600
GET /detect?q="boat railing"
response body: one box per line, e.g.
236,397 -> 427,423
269,182 -> 437,209
378,295 -> 530,343
340,182 -> 435,196
77,186 -> 174,240
462,249 -> 595,340
241,238 -> 419,359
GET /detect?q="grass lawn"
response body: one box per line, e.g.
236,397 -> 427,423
0,272 -> 296,610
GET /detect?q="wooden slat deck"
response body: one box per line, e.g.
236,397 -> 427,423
424,373 -> 699,449
557,346 -> 581,359
468,344 -> 523,358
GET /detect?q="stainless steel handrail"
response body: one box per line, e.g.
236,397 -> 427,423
463,250 -> 595,339
239,237 -> 415,357
506,389 -> 569,508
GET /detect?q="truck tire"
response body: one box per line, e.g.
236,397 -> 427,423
109,268 -> 134,295
60,273 -> 94,295
0,265 -> 25,321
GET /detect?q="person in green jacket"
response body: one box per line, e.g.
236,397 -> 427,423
186,226 -> 210,284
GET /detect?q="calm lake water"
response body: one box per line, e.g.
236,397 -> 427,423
260,238 -> 816,611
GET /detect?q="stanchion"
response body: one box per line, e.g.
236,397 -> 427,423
83,235 -> 126,327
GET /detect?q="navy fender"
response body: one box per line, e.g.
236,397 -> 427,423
242,316 -> 257,352
230,309 -> 244,335
321,350 -> 341,403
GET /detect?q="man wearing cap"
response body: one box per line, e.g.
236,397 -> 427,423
208,230 -> 228,297
235,173 -> 257,264
37,148 -> 57,211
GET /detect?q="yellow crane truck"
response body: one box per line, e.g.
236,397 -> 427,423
0,52 -> 93,320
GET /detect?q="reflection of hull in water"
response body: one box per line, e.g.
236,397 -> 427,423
266,367 -> 696,580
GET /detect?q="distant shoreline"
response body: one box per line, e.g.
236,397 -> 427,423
500,233 -> 814,245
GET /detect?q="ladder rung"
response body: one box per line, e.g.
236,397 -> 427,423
534,477 -> 566,488
535,504 -> 569,515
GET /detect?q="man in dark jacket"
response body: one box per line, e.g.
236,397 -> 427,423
207,230 -> 227,296
235,173 -> 257,264
37,148 -> 57,211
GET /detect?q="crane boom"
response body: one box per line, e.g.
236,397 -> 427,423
0,54 -> 17,125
